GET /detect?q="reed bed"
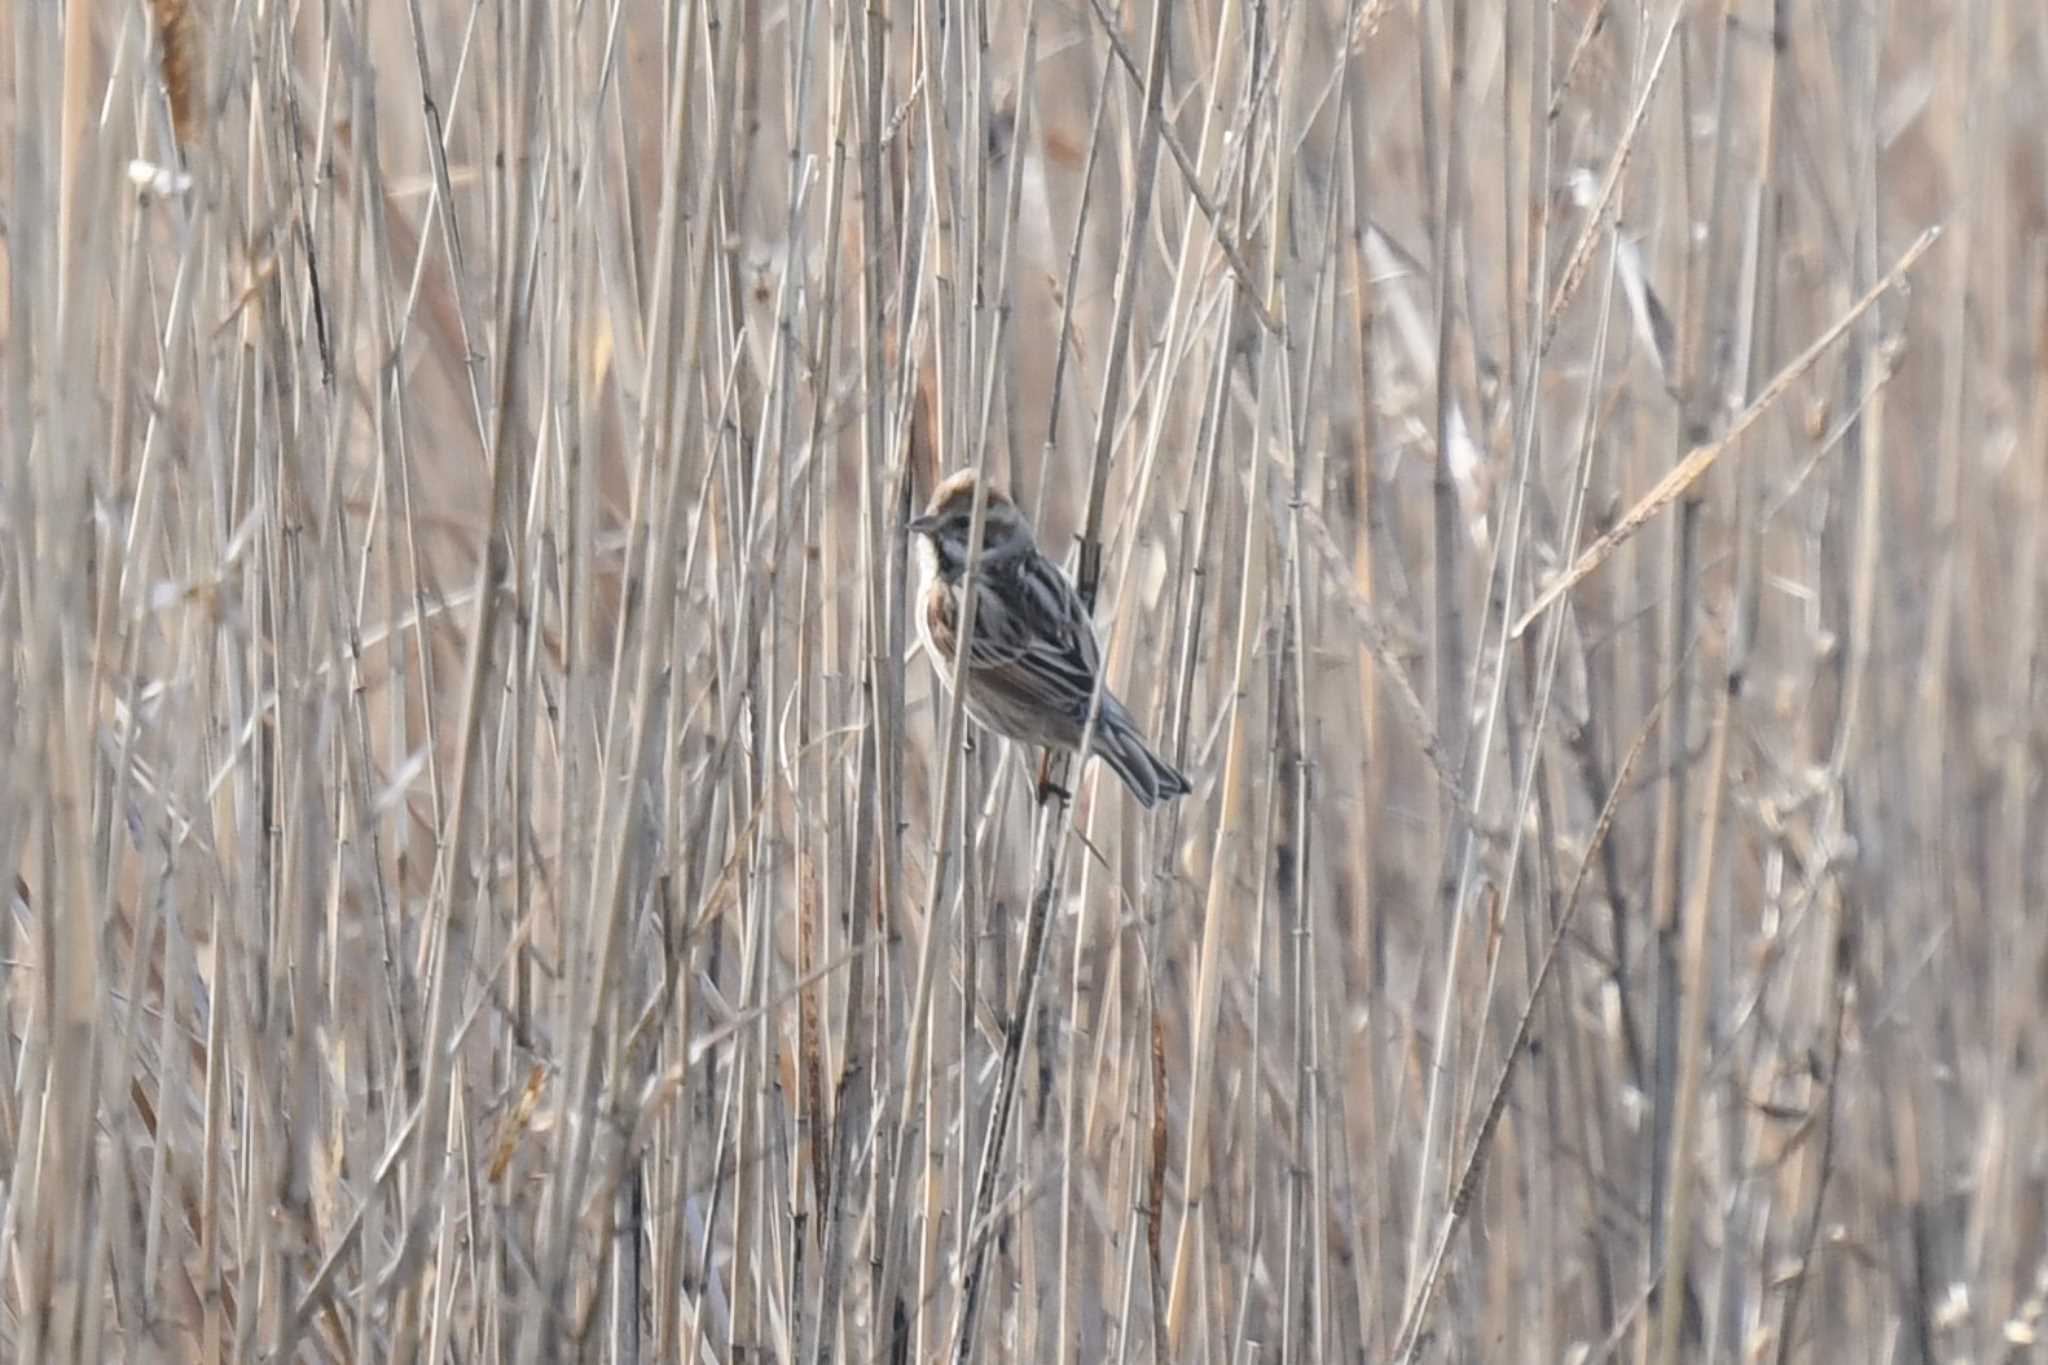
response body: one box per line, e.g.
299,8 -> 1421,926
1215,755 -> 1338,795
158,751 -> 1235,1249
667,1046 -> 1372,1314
2,0 -> 2042,1360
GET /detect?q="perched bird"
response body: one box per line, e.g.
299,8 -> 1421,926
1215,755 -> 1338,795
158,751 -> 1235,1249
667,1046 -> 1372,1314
908,470 -> 1193,808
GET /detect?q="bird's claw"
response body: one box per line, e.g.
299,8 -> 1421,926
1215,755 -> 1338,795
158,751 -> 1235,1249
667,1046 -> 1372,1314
1033,749 -> 1069,805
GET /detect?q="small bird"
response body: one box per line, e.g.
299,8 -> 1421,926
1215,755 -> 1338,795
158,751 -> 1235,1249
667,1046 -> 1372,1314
908,470 -> 1193,808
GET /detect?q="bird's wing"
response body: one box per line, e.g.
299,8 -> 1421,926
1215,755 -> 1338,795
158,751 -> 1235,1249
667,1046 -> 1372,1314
962,555 -> 1102,719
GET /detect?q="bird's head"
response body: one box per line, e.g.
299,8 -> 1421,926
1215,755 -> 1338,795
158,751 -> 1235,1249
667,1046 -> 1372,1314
908,470 -> 1034,578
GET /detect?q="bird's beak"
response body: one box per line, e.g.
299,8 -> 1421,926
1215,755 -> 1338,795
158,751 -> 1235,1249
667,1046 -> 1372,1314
907,513 -> 939,536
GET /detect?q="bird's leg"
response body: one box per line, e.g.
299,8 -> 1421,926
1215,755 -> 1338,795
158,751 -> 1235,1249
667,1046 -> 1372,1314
1034,749 -> 1071,805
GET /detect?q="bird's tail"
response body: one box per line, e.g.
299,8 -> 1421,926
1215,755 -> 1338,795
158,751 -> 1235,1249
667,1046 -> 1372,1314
1092,702 -> 1193,809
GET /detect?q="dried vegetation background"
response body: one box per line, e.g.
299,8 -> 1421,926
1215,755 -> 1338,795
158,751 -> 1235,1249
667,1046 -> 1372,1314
2,0 -> 2045,1360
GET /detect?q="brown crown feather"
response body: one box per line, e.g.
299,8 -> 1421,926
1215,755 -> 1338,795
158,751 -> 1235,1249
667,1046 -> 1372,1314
921,469 -> 1014,520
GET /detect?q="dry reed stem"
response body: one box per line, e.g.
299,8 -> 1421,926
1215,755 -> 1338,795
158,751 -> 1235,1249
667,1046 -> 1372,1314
1513,224 -> 1941,641
147,0 -> 202,152
4,3 -> 2041,1362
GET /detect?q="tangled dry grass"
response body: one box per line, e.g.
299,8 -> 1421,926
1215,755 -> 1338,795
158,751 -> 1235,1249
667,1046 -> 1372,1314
2,0 -> 2044,1360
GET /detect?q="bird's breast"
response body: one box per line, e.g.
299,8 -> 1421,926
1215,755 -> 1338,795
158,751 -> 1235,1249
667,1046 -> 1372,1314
923,581 -> 960,664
